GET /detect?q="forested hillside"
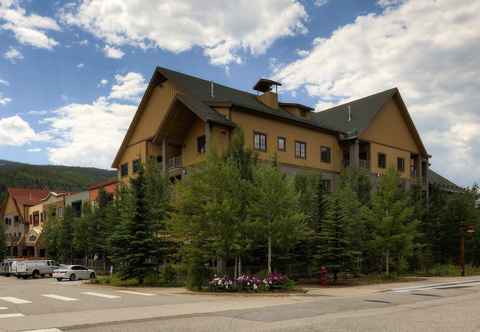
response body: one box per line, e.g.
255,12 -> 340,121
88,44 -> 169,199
0,159 -> 116,202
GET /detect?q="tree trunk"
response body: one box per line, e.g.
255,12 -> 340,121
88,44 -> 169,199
268,235 -> 272,274
386,250 -> 390,276
238,256 -> 242,276
234,256 -> 238,279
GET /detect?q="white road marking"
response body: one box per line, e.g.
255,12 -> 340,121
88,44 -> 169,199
24,329 -> 63,332
0,313 -> 24,319
42,294 -> 79,302
0,297 -> 32,304
0,307 -> 8,310
82,292 -> 120,299
117,290 -> 155,296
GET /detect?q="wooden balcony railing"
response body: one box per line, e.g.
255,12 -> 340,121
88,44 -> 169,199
168,156 -> 182,170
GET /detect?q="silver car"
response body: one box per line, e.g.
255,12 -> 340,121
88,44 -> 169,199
53,265 -> 96,281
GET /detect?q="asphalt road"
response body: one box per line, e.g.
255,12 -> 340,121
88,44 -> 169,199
1,275 -> 480,331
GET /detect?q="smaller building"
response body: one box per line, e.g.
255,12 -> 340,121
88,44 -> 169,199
88,178 -> 118,207
65,191 -> 90,218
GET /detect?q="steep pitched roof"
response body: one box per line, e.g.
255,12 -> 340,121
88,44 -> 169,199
312,88 -> 398,136
7,188 -> 50,207
428,169 -> 463,192
88,178 -> 118,191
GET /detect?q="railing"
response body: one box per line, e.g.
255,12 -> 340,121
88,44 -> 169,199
168,156 -> 182,169
359,159 -> 370,169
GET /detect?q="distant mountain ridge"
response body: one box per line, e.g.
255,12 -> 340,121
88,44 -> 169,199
0,159 -> 116,202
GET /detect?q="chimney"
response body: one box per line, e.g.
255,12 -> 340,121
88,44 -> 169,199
210,81 -> 215,99
347,105 -> 352,122
253,79 -> 282,109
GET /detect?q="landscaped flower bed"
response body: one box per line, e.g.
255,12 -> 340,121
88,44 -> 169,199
208,272 -> 294,292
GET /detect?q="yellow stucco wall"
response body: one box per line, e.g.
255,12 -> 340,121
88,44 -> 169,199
3,195 -> 18,216
117,141 -> 147,181
369,142 -> 412,179
360,99 -> 420,154
230,110 -> 342,172
129,82 -> 176,143
182,116 -> 206,167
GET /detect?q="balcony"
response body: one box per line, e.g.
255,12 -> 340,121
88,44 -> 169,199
343,159 -> 370,169
168,156 -> 182,170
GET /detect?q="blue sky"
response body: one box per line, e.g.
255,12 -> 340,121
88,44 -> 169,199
0,0 -> 479,186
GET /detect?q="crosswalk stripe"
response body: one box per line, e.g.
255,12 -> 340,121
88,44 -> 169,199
0,313 -> 24,319
82,292 -> 120,299
42,294 -> 79,302
24,329 -> 63,332
117,290 -> 155,296
0,297 -> 32,304
0,307 -> 8,310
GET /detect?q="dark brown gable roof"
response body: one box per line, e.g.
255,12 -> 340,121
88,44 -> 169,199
312,88 -> 398,136
428,169 -> 463,192
312,88 -> 428,156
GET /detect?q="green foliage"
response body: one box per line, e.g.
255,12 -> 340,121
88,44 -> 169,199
0,159 -> 115,199
170,153 -> 247,280
0,219 -> 6,260
247,164 -> 308,273
109,165 -> 164,283
315,181 -> 362,281
363,168 -> 419,275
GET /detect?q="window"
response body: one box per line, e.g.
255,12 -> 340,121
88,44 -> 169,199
320,146 -> 331,163
321,179 -> 332,192
397,157 -> 405,172
156,155 -> 163,163
57,207 -> 64,218
277,137 -> 286,152
197,135 -> 206,153
120,163 -> 128,177
295,141 -> 307,159
14,216 -> 19,224
378,153 -> 386,169
132,159 -> 141,173
254,132 -> 267,152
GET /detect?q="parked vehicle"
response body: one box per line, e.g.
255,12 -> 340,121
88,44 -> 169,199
0,259 -> 16,277
15,260 -> 59,279
53,265 -> 96,281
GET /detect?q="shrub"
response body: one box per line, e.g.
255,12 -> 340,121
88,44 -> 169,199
237,274 -> 262,292
207,272 -> 294,292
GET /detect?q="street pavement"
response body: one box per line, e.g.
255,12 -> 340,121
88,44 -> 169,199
1,275 -> 480,331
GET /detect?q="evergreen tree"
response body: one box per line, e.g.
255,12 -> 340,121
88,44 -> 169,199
112,166 -> 158,283
315,182 -> 362,281
73,202 -> 95,263
247,164 -> 308,273
0,219 -> 6,260
363,168 -> 419,275
59,206 -> 75,264
144,159 -> 171,267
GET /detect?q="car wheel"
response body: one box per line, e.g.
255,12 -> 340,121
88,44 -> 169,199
69,274 -> 77,281
56,278 -> 62,282
90,272 -> 96,280
32,270 -> 40,279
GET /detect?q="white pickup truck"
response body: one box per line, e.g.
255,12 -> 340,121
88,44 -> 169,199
15,260 -> 60,279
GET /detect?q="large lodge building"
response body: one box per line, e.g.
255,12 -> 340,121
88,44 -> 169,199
1,67 -> 461,258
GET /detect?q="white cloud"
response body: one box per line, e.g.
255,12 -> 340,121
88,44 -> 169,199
0,0 -> 60,49
27,148 -> 41,152
314,0 -> 329,7
0,95 -> 10,105
377,0 -> 404,8
28,110 -> 48,115
0,79 -> 8,86
76,63 -> 85,69
44,97 -> 136,168
274,0 -> 480,186
59,0 -> 308,65
108,72 -> 146,102
103,45 -> 124,59
3,46 -> 23,63
0,115 -> 48,145
98,79 -> 108,87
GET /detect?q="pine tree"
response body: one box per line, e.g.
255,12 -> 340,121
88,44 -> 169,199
59,206 -> 75,264
117,166 -> 158,283
0,219 -> 6,260
43,207 -> 62,261
315,182 -> 362,281
363,168 -> 419,275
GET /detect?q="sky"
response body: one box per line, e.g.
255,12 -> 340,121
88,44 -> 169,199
0,0 -> 479,187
